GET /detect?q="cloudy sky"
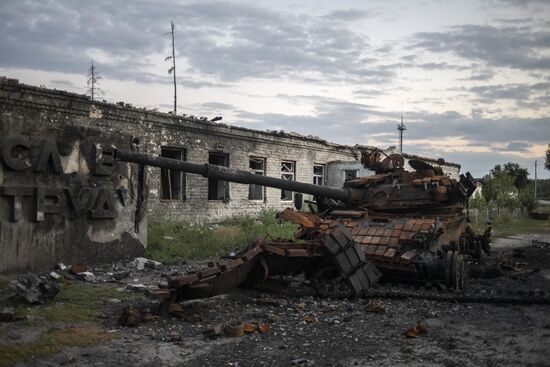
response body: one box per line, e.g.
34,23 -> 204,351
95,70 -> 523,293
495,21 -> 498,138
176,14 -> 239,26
1,0 -> 549,178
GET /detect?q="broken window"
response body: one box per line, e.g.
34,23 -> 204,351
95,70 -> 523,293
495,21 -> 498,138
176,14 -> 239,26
249,157 -> 265,201
313,164 -> 324,186
160,147 -> 186,200
208,152 -> 229,201
344,170 -> 357,182
281,161 -> 295,201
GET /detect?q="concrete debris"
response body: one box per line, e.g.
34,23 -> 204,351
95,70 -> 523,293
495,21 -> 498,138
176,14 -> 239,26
166,331 -> 182,342
404,321 -> 428,338
49,271 -> 61,280
291,358 -> 313,366
112,270 -> 130,280
0,307 -> 25,322
532,240 -> 550,248
54,263 -> 67,271
70,263 -> 88,274
203,324 -> 225,339
75,271 -> 96,282
15,273 -> 61,304
132,257 -> 162,271
365,300 -> 387,314
126,283 -> 148,292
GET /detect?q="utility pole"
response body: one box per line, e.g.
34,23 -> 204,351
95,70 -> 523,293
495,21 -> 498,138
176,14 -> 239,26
87,59 -> 102,101
397,114 -> 406,153
165,21 -> 177,114
535,160 -> 538,201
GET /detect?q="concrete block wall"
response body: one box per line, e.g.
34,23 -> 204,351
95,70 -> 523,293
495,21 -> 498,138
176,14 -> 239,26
0,78 -> 147,272
0,78 -> 359,224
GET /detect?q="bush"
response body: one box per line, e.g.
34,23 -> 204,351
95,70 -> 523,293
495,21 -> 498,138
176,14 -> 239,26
146,210 -> 298,263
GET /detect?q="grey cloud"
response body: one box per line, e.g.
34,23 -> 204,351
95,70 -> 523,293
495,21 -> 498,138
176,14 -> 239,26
322,9 -> 376,22
227,101 -> 550,179
495,141 -> 532,152
353,89 -> 387,97
49,79 -> 76,88
464,69 -> 496,81
378,61 -> 469,72
199,102 -> 236,111
411,24 -> 550,70
0,1 -> 395,85
493,0 -> 550,7
180,80 -> 232,89
233,95 -> 549,151
467,82 -> 550,108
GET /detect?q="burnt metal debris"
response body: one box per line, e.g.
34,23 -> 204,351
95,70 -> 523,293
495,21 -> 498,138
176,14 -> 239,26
113,146 -> 492,304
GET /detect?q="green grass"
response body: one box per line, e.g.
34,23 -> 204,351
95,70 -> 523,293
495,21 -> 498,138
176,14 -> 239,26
0,326 -> 116,367
2,282 -> 143,323
472,216 -> 550,238
146,210 -> 298,263
0,283 -> 141,367
40,283 -> 142,322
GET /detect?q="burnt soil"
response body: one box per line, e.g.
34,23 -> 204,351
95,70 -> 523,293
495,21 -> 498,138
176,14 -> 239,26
5,233 -> 550,367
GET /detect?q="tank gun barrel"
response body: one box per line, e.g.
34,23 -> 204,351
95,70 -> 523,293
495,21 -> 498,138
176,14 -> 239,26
114,149 -> 359,202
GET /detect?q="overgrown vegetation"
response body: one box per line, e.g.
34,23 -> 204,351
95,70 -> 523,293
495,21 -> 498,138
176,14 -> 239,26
1,282 -> 143,324
0,326 -> 116,367
0,283 -> 141,366
471,214 -> 550,238
147,210 -> 298,263
467,161 -> 550,237
471,162 -> 536,211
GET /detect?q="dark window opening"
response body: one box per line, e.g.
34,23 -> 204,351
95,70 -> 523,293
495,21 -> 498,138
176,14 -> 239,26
249,157 -> 265,201
160,147 -> 186,200
208,152 -> 229,201
313,164 -> 324,186
344,170 -> 357,182
281,161 -> 295,201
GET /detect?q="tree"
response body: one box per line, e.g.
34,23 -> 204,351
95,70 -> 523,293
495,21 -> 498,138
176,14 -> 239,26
545,144 -> 550,171
482,172 -> 517,207
490,162 -> 529,191
86,59 -> 103,101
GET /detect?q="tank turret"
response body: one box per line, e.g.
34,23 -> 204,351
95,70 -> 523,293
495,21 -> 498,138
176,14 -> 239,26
114,148 -> 476,215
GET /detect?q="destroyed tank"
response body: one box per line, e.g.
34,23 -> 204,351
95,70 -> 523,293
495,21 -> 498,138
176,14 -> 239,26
112,147 -> 491,301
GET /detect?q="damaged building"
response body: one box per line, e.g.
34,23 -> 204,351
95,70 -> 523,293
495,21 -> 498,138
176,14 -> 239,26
0,77 -> 460,271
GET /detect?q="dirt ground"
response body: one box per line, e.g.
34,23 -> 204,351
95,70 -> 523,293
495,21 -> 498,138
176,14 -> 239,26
3,233 -> 550,367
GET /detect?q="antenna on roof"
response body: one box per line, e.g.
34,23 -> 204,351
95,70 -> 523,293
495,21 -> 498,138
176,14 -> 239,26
397,113 -> 406,153
164,21 -> 177,114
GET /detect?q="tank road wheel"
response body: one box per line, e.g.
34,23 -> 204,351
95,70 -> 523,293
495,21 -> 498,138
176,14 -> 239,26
445,251 -> 466,291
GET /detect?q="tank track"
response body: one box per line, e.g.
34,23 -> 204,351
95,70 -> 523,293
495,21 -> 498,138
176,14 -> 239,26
362,284 -> 550,304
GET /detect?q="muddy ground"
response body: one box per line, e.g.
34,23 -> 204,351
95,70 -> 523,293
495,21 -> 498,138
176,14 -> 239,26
3,233 -> 550,367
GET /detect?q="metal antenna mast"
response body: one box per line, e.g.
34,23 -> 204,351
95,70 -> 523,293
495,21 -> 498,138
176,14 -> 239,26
535,160 -> 538,201
87,59 -> 102,101
165,21 -> 177,114
397,114 -> 406,153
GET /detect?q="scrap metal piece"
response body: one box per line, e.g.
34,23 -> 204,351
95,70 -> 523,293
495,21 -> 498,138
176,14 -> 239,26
224,319 -> 244,337
322,224 -> 381,297
277,208 -> 321,228
167,241 -> 265,300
